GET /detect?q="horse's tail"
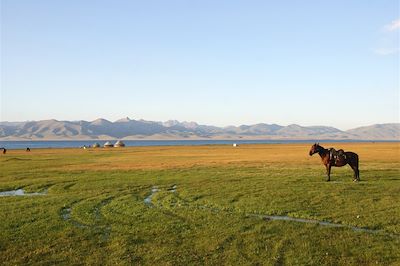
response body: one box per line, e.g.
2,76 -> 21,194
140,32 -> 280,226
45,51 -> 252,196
354,153 -> 359,167
357,154 -> 360,173
352,152 -> 360,180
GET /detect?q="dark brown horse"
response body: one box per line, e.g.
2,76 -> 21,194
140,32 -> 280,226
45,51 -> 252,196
309,143 -> 360,182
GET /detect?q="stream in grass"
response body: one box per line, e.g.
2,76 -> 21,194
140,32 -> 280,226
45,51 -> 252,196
255,214 -> 380,234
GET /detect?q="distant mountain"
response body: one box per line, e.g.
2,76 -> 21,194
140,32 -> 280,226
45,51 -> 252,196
346,123 -> 400,140
0,118 -> 398,140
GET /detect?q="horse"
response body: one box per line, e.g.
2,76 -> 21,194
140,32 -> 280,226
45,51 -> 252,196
1,148 -> 6,154
309,143 -> 360,182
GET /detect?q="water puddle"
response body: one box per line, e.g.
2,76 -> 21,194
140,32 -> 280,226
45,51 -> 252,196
0,189 -> 47,197
256,215 -> 380,234
144,185 -> 177,206
60,207 -> 88,228
144,187 -> 159,206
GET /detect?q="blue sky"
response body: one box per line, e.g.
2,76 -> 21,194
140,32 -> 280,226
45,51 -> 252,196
1,0 -> 399,129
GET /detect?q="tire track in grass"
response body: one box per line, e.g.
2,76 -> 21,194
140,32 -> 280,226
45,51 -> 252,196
215,235 -> 236,253
62,182 -> 76,191
147,187 -> 254,264
60,196 -> 115,241
60,201 -> 88,229
144,184 -> 193,226
144,185 -> 400,238
93,197 -> 114,241
273,239 -> 289,266
60,187 -> 146,240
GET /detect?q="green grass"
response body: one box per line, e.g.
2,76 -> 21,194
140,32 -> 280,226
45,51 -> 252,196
0,143 -> 399,265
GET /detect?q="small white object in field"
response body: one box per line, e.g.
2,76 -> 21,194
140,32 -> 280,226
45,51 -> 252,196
357,215 -> 360,218
233,143 -> 238,147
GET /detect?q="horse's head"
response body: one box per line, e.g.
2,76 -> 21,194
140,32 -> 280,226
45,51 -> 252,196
309,143 -> 321,156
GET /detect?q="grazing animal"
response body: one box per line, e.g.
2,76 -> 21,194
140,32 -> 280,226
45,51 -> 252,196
309,143 -> 360,182
26,147 -> 31,152
1,148 -> 6,154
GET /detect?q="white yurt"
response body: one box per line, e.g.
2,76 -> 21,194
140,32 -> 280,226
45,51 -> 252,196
114,140 -> 125,147
103,141 -> 114,148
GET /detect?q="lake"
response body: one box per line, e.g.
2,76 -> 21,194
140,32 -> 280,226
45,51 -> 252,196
0,139 -> 386,149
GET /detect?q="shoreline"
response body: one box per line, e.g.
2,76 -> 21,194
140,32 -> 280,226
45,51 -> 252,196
0,139 -> 398,150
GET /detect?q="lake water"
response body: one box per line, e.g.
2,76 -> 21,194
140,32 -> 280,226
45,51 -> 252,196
0,139 -> 386,149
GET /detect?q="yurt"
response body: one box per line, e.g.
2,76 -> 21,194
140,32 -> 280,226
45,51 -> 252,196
103,141 -> 114,148
93,143 -> 100,148
114,140 -> 125,147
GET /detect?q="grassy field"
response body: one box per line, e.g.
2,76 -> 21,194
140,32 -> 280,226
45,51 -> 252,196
0,142 -> 399,265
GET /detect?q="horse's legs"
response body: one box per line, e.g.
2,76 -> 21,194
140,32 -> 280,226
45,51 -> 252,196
325,164 -> 331,181
350,163 -> 360,182
355,168 -> 360,181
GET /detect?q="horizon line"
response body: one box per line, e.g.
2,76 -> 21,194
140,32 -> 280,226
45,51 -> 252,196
0,117 -> 399,131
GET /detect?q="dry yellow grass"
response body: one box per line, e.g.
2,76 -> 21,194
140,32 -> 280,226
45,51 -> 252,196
3,142 -> 399,171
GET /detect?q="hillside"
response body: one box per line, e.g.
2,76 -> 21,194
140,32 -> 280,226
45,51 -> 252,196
0,118 -> 398,140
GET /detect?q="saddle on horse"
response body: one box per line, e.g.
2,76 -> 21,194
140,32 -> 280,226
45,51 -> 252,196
328,148 -> 346,165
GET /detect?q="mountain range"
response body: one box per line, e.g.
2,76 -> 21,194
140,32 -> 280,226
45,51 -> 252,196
0,118 -> 398,140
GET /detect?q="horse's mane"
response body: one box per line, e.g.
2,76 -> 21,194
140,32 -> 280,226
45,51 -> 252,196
316,144 -> 327,153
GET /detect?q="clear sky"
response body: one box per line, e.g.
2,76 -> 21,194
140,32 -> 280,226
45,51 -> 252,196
1,0 -> 399,130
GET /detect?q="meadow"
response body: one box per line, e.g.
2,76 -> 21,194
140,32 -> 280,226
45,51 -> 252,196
0,142 -> 399,265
